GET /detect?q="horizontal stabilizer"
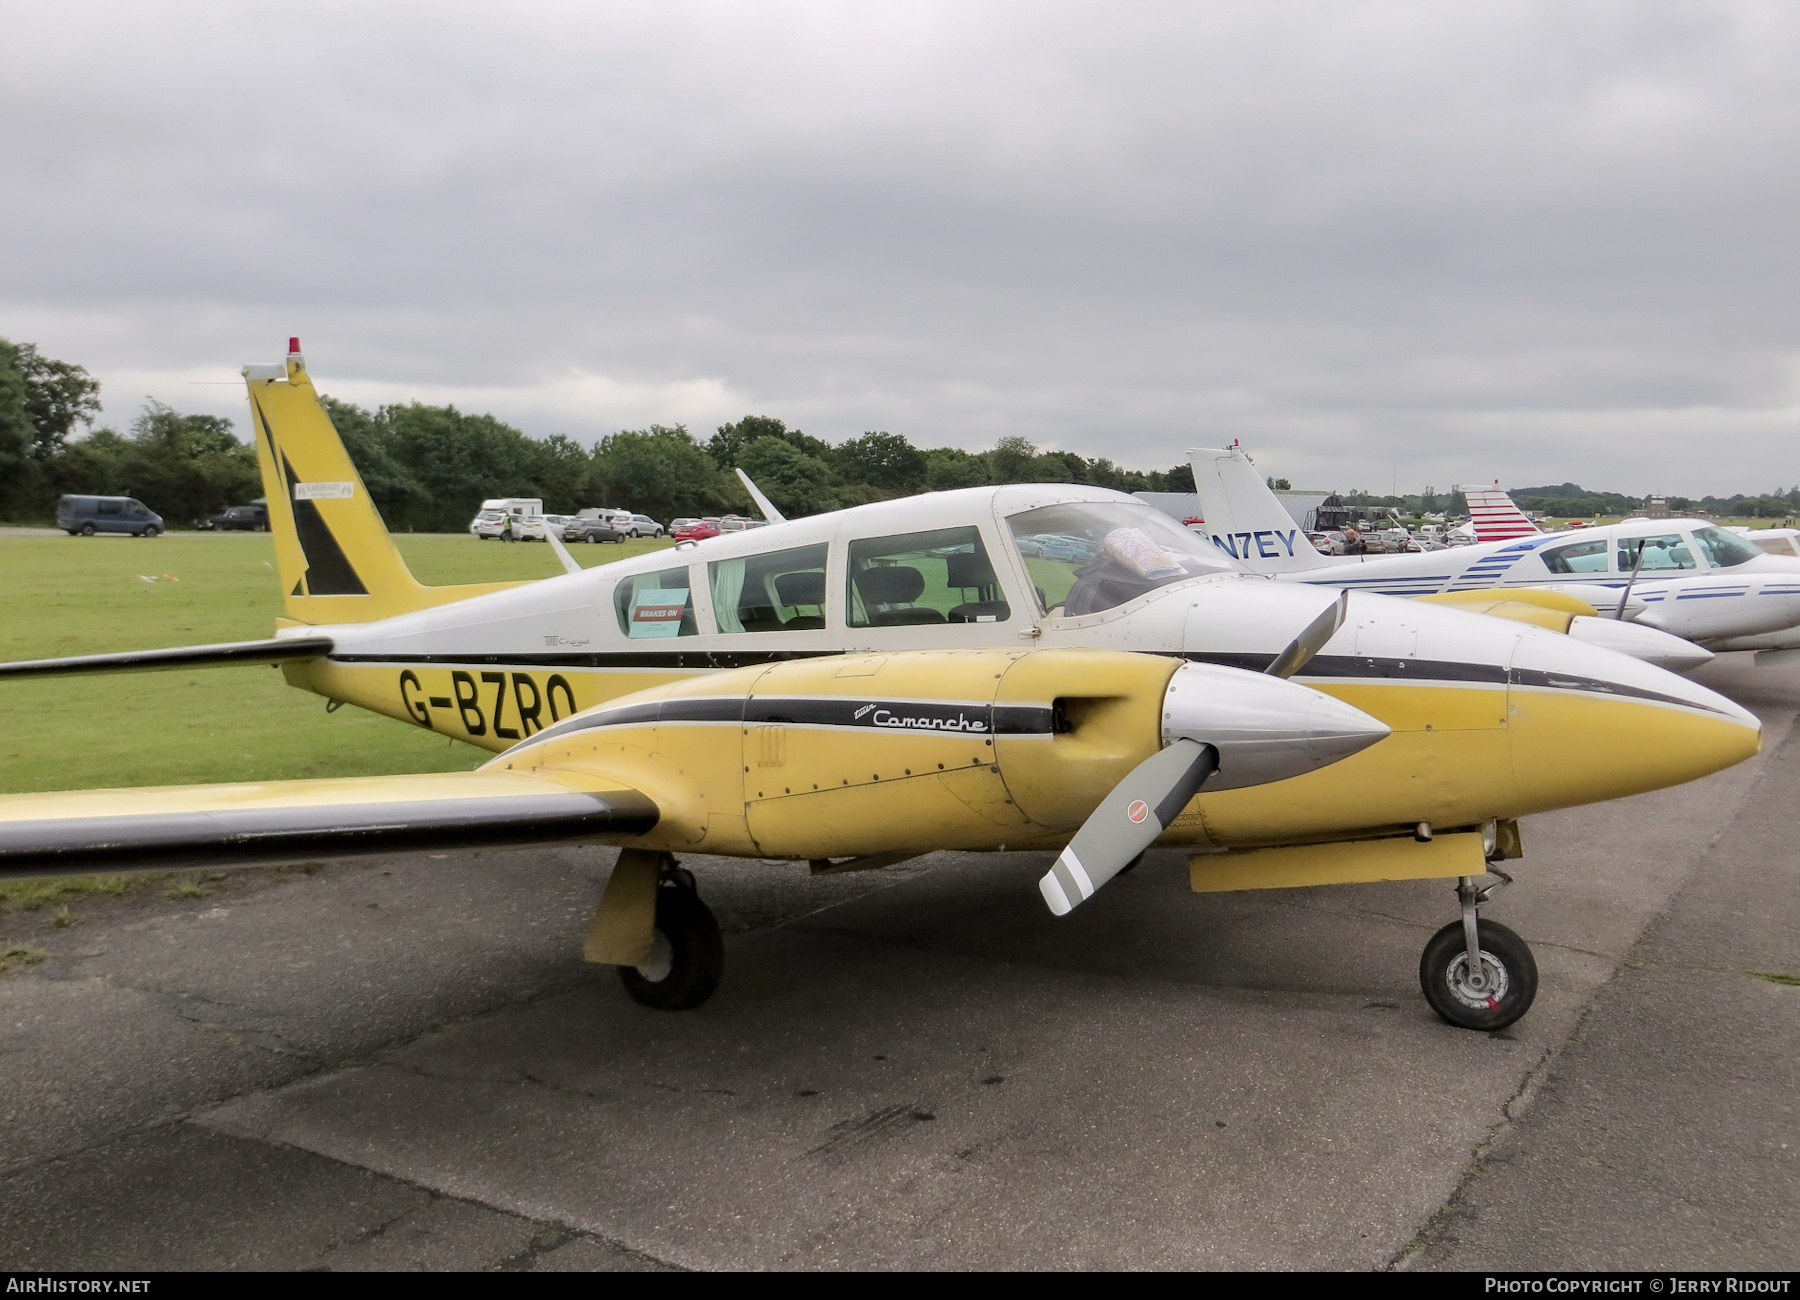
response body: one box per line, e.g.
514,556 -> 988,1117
0,769 -> 658,879
0,636 -> 334,681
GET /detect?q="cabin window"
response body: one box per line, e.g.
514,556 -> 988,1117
846,526 -> 1011,627
1691,526 -> 1760,569
1005,501 -> 1238,617
1540,538 -> 1609,574
96,499 -> 123,516
709,543 -> 829,633
1754,534 -> 1800,557
613,566 -> 697,639
1616,534 -> 1696,572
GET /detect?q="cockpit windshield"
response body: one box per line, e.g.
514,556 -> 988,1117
1006,501 -> 1240,617
1691,526 -> 1761,569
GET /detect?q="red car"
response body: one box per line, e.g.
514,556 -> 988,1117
671,519 -> 720,542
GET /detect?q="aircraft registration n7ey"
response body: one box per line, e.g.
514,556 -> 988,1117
0,343 -> 1766,1030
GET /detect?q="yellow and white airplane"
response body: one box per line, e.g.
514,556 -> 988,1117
0,343 -> 1766,1031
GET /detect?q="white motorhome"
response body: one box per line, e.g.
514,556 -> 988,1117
470,498 -> 546,540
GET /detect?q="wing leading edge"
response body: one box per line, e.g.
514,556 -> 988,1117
0,768 -> 658,879
0,636 -> 334,681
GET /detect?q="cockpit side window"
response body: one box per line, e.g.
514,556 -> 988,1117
1691,526 -> 1761,568
1616,534 -> 1696,572
709,543 -> 829,633
845,526 -> 1011,627
613,566 -> 698,639
1006,501 -> 1238,617
1539,538 -> 1609,574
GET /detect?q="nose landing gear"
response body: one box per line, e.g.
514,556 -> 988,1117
1420,869 -> 1538,1031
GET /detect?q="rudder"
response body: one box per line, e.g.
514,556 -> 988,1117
1186,444 -> 1327,573
243,340 -> 522,624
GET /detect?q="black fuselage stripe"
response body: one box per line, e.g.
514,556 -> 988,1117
1183,653 -> 1729,715
330,650 -> 842,670
334,650 -> 1730,723
527,695 -> 1056,747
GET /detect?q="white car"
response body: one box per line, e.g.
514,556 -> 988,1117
469,509 -> 511,540
516,514 -> 575,541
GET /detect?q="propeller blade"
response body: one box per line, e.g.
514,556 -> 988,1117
1265,589 -> 1349,679
1038,738 -> 1219,917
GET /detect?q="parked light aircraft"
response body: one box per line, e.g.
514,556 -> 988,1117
0,345 -> 1768,1030
1191,445 -> 1800,665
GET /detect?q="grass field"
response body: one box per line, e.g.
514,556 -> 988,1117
1537,516 -> 1792,530
0,532 -> 673,795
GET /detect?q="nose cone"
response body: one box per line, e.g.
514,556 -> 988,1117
1162,661 -> 1391,791
1566,615 -> 1715,675
1508,627 -> 1760,809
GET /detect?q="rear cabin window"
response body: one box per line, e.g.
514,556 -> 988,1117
96,500 -> 123,516
1754,534 -> 1800,557
613,567 -> 697,639
1540,538 -> 1608,574
709,544 -> 829,633
846,526 -> 1011,627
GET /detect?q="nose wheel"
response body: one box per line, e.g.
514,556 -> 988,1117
1419,872 -> 1538,1031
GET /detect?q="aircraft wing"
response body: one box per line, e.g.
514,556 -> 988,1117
1415,587 -> 1595,631
0,767 -> 657,880
0,636 -> 333,680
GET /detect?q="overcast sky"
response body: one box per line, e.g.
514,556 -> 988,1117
4,1 -> 1799,495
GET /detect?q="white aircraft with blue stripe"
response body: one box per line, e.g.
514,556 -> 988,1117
1190,445 -> 1800,666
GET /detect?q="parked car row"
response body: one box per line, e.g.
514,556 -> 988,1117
669,514 -> 767,542
469,498 -> 672,543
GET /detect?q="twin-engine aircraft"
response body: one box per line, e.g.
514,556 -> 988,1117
0,344 -> 1767,1031
1190,444 -> 1800,664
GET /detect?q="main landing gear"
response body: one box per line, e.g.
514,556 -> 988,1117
1419,870 -> 1538,1031
617,860 -> 724,1011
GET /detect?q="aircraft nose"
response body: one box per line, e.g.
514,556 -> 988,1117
1162,661 -> 1391,791
1507,628 -> 1760,808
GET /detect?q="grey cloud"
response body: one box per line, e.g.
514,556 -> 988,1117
3,1 -> 1800,494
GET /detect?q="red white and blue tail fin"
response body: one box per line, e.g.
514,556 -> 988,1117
1459,482 -> 1539,542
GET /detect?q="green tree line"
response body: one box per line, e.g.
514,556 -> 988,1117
0,336 -> 1196,530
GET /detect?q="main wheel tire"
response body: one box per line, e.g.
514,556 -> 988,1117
1420,918 -> 1537,1031
617,884 -> 724,1010
80,523 -> 96,537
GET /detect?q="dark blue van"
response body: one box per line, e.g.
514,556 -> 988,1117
56,495 -> 164,537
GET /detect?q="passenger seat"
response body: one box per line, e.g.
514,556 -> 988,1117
853,566 -> 945,626
944,550 -> 1011,624
774,570 -> 826,629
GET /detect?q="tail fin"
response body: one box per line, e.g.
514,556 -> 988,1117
1458,481 -> 1539,542
1186,445 -> 1328,573
243,340 -> 523,624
